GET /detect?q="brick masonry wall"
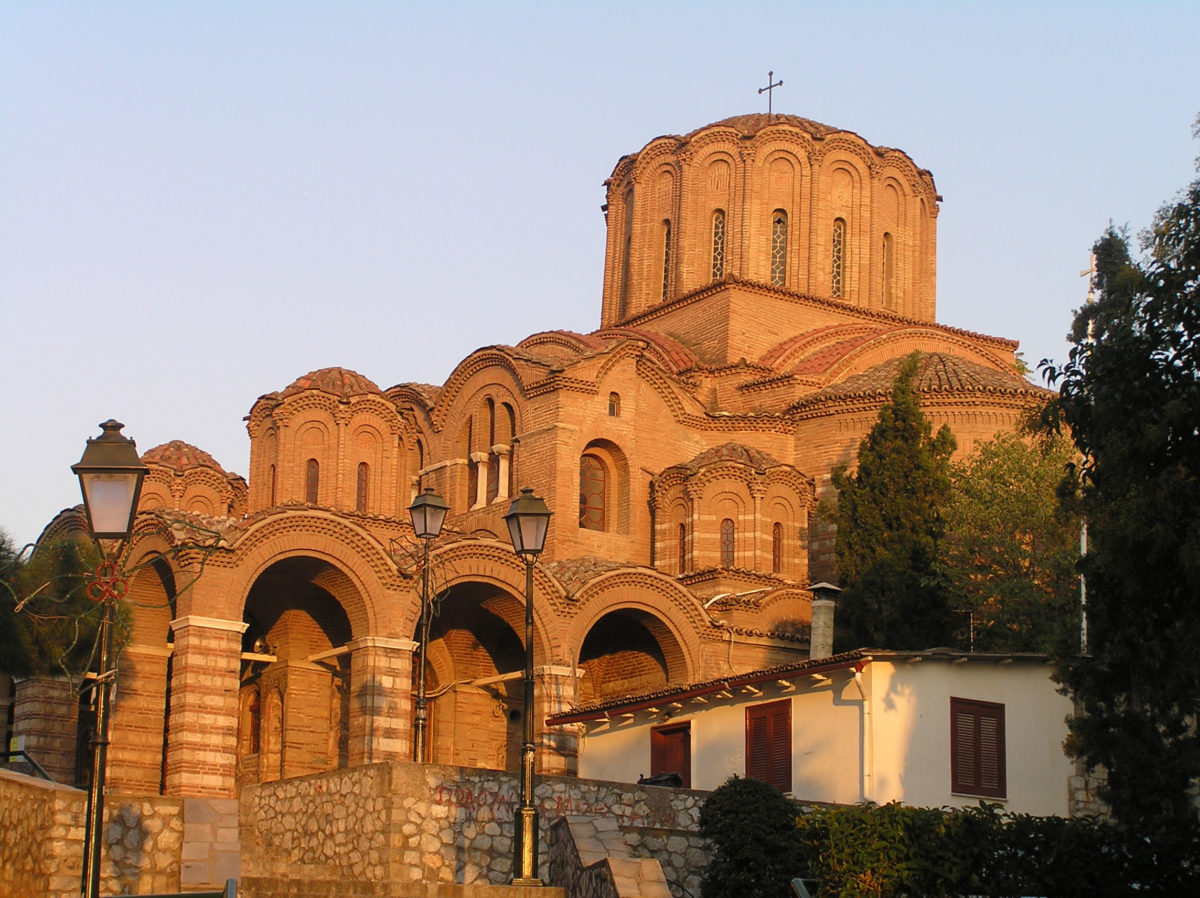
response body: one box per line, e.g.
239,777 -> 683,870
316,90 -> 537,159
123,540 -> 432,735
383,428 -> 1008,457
240,761 -> 709,898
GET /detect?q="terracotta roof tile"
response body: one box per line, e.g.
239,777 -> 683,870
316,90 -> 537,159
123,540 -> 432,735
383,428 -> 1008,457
282,367 -> 382,398
142,441 -> 228,475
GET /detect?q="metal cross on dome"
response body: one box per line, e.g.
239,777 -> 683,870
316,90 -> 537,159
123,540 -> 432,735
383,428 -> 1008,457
759,70 -> 783,114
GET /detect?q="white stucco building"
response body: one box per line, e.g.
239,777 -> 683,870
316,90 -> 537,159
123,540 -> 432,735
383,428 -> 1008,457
550,648 -> 1074,817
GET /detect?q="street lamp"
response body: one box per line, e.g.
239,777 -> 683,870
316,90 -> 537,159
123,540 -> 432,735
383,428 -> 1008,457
503,487 -> 551,886
72,420 -> 147,898
407,487 -> 448,762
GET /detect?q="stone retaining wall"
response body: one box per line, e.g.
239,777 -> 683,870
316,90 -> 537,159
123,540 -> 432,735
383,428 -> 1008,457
241,761 -> 709,897
0,769 -> 184,898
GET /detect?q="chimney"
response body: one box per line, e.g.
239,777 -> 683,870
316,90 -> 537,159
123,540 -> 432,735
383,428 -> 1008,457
808,582 -> 840,660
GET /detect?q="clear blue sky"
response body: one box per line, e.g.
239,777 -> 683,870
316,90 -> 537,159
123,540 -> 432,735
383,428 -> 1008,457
3,2 -> 1198,549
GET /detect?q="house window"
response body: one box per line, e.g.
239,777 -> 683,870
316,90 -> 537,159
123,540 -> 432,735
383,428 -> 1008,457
661,219 -> 672,302
831,218 -> 845,298
746,699 -> 791,793
608,392 -> 621,417
711,210 -> 726,281
356,462 -> 369,513
720,518 -> 735,567
579,455 -> 606,531
305,459 -> 319,504
772,522 -> 783,574
950,698 -> 1006,798
770,210 -> 788,286
651,722 -> 691,788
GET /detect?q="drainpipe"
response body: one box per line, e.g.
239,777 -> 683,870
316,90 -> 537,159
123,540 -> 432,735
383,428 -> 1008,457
851,662 -> 872,802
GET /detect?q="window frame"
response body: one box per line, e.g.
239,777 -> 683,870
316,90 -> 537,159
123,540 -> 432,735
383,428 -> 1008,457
579,454 -> 607,531
950,697 -> 1007,799
746,699 -> 791,793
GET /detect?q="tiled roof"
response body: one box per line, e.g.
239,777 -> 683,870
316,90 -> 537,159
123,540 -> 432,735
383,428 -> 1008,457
142,441 -> 228,474
545,556 -> 630,596
797,352 -> 1045,408
282,367 -> 382,398
678,441 -> 784,472
686,113 -> 838,141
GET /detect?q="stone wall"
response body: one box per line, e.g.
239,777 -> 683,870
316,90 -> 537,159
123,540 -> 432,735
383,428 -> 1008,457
0,769 -> 184,898
241,761 -> 709,898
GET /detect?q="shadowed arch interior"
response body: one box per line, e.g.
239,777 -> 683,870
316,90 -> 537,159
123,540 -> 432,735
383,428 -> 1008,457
578,609 -> 686,703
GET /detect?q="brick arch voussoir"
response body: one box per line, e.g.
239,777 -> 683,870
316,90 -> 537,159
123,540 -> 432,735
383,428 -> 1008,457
430,539 -> 569,666
225,512 -> 402,638
565,569 -> 705,683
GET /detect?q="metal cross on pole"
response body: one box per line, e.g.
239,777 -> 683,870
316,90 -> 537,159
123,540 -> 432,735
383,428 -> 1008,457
759,70 -> 783,114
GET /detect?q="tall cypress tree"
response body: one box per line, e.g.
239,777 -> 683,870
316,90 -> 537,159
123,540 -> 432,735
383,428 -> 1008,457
832,352 -> 956,649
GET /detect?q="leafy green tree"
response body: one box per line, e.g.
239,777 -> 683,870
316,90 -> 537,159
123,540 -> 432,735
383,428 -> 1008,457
699,775 -> 804,898
831,353 -> 957,649
938,432 -> 1082,653
1041,141 -> 1200,885
0,535 -> 101,677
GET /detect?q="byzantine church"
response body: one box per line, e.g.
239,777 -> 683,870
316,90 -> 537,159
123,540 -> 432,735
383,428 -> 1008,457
22,113 -> 1046,798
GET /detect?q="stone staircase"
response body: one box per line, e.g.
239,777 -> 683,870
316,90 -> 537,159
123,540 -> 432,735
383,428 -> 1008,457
548,817 -> 677,898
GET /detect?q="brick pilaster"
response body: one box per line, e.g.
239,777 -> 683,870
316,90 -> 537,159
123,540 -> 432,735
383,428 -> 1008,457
346,636 -> 416,765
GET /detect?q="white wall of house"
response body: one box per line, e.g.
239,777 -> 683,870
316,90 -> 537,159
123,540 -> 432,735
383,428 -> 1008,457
572,657 -> 1074,817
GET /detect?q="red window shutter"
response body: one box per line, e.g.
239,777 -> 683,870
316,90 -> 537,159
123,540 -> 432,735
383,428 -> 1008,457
746,700 -> 791,793
950,698 -> 1006,798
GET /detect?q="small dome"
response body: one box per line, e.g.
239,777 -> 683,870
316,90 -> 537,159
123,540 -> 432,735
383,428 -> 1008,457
282,367 -> 382,399
683,442 -> 784,472
816,353 -> 1040,400
142,441 -> 229,474
685,112 -> 838,141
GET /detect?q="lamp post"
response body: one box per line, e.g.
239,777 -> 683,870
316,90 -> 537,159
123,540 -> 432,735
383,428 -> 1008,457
503,487 -> 551,886
72,420 -> 147,898
407,487 -> 448,762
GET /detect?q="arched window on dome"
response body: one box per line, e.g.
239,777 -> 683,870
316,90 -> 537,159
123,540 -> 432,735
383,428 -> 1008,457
882,232 -> 895,309
305,459 -> 319,504
770,210 -> 788,286
620,188 -> 634,318
356,462 -> 369,513
772,522 -> 783,574
678,523 -> 687,574
711,210 -> 726,281
608,392 -> 621,417
579,454 -> 607,531
831,218 -> 846,298
269,464 -> 276,506
720,518 -> 736,568
660,219 -> 672,302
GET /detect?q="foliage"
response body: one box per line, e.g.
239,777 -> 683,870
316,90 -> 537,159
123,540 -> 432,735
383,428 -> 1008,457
0,535 -> 103,677
1040,136 -> 1200,885
937,432 -> 1082,653
699,775 -> 805,898
831,353 -> 957,650
794,801 -> 1137,897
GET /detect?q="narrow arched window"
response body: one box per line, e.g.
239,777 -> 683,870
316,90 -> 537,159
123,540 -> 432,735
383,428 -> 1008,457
770,210 -> 788,286
579,455 -> 606,531
720,518 -> 735,568
608,392 -> 621,417
305,459 -> 319,504
831,218 -> 845,298
268,464 -> 276,506
620,188 -> 634,318
661,219 -> 672,302
678,523 -> 687,573
711,210 -> 726,281
356,462 -> 369,513
486,453 -> 499,503
772,522 -> 783,574
882,232 -> 895,309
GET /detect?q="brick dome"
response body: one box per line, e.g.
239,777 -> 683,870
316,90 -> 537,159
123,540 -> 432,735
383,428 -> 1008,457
281,367 -> 382,399
142,440 -> 229,474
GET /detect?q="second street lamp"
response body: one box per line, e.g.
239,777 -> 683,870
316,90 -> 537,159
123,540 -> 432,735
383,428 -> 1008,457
503,487 -> 551,886
408,487 -> 449,762
72,420 -> 148,898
